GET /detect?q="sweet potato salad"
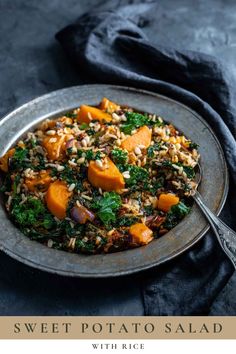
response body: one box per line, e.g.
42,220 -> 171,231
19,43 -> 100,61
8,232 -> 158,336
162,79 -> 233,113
0,98 -> 200,254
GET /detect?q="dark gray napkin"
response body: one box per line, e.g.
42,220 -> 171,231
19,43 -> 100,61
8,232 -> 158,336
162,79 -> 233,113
56,3 -> 236,315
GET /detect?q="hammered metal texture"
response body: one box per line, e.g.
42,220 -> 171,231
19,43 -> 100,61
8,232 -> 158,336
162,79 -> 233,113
0,85 -> 229,277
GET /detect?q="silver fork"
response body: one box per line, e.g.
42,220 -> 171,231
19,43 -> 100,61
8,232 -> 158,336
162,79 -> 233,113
193,164 -> 236,269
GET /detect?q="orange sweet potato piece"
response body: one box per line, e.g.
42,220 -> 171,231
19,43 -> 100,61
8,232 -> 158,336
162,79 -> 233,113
157,193 -> 179,213
129,223 -> 153,245
121,126 -> 152,152
45,180 -> 72,219
42,134 -> 70,161
0,148 -> 15,172
88,157 -> 125,192
77,105 -> 112,124
99,97 -> 120,113
25,170 -> 52,192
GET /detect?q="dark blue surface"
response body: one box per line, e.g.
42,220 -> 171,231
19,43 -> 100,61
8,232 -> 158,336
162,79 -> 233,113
0,0 -> 235,315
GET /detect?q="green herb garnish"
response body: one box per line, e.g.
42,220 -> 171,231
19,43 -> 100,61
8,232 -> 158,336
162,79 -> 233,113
65,112 -> 77,118
33,154 -> 46,171
125,165 -> 149,187
79,123 -> 89,130
143,205 -> 154,216
182,165 -> 195,179
92,192 -> 122,226
56,165 -> 83,191
115,216 -> 139,227
10,147 -> 30,170
77,149 -> 101,161
12,175 -> 21,194
121,112 -> 149,134
164,202 -> 190,229
111,148 -> 128,165
11,197 -> 54,228
147,143 -> 161,158
144,177 -> 164,195
189,142 -> 199,150
161,160 -> 195,179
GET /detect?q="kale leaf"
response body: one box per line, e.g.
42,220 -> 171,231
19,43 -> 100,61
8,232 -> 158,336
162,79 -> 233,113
189,142 -> 199,150
161,160 -> 195,179
147,143 -> 161,158
11,197 -> 55,229
12,175 -> 21,194
121,112 -> 149,134
115,216 -> 140,227
34,153 -> 46,171
77,149 -> 101,161
164,201 -> 190,229
143,205 -> 154,216
111,148 -> 128,165
144,177 -> 164,195
58,165 -> 77,185
65,112 -> 77,118
121,111 -> 164,134
92,192 -> 122,226
79,123 -> 89,130
54,165 -> 83,191
182,165 -> 195,179
171,202 -> 190,218
119,164 -> 149,187
10,147 -> 30,170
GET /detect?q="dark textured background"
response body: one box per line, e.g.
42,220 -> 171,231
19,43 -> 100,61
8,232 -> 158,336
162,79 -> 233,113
0,0 -> 236,315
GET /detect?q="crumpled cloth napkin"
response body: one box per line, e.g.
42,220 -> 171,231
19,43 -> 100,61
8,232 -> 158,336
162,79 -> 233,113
56,3 -> 236,315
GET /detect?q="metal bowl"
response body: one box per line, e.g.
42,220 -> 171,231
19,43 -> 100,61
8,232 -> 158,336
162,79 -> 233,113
0,85 -> 228,277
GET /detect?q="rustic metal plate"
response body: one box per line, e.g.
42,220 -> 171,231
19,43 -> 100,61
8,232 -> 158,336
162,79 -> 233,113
0,85 -> 229,277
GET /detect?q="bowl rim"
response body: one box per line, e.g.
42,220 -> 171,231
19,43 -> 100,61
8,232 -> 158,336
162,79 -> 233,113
0,84 -> 229,277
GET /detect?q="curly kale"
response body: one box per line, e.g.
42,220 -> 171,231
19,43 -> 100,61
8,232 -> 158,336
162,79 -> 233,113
77,149 -> 101,161
147,143 -> 162,158
121,112 -> 149,134
164,202 -> 190,229
111,148 -> 128,165
10,147 -> 30,170
11,197 -> 56,230
92,192 -> 122,226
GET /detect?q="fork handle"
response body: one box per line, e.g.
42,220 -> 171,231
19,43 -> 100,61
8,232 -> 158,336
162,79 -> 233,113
193,191 -> 236,269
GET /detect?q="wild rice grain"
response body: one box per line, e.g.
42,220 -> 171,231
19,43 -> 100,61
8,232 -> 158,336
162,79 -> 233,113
122,171 -> 130,179
68,238 -> 76,250
46,130 -> 56,136
49,137 -> 57,143
68,183 -> 76,192
87,112 -> 93,121
81,194 -> 93,201
134,146 -> 142,155
85,136 -> 90,143
95,159 -> 103,169
77,157 -> 85,164
47,239 -> 53,248
112,113 -> 121,122
68,160 -> 77,167
115,139 -> 121,146
120,115 -> 127,121
81,139 -> 87,147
